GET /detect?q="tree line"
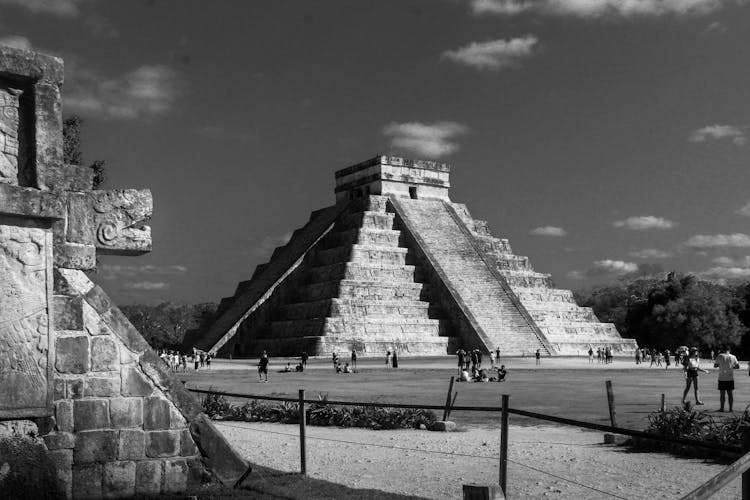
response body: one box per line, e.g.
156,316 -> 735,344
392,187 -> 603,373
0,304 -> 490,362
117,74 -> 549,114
120,302 -> 217,351
575,272 -> 750,355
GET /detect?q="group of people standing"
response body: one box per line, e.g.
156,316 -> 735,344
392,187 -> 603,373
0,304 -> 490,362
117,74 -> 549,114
159,349 -> 211,372
587,346 -> 614,364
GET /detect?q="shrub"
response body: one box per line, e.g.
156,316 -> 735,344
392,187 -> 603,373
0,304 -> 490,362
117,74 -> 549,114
202,392 -> 436,430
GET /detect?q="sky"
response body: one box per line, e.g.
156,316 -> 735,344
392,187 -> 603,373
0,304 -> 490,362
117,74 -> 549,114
1,0 -> 749,305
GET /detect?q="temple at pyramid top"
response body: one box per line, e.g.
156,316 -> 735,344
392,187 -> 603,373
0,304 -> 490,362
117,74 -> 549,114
335,155 -> 452,202
186,155 -> 638,358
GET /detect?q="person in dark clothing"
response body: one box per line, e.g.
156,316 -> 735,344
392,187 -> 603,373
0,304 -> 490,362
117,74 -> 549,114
392,350 -> 399,368
351,349 -> 358,371
258,351 -> 269,382
301,351 -> 308,367
456,349 -> 465,375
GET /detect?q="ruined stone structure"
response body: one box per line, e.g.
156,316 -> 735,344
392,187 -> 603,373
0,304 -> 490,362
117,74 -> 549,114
190,156 -> 637,358
0,46 -> 247,498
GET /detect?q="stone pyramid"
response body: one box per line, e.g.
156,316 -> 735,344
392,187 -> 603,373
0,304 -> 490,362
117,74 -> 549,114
188,156 -> 637,357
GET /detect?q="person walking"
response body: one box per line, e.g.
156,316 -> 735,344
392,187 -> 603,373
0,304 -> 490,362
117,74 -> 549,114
301,351 -> 308,368
351,349 -> 358,371
258,351 -> 269,382
489,350 -> 496,368
714,346 -> 740,412
385,350 -> 392,369
456,349 -> 465,376
495,347 -> 501,363
392,349 -> 399,369
535,349 -> 541,366
682,348 -> 709,405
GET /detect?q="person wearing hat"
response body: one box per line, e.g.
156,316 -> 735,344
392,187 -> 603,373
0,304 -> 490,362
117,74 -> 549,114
683,347 -> 710,406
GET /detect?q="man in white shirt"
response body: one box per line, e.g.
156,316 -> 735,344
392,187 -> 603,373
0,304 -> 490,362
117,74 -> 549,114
714,346 -> 740,412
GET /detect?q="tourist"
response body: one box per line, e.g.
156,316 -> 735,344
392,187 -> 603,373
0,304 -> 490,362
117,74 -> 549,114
497,364 -> 507,382
489,350 -> 495,368
456,349 -> 465,375
282,363 -> 292,373
180,354 -> 187,372
635,349 -> 641,365
351,349 -> 358,371
664,349 -> 671,370
385,350 -> 392,369
200,352 -> 205,368
295,363 -> 304,372
206,353 -> 212,370
605,347 -> 612,364
343,362 -> 351,374
332,352 -> 338,370
193,354 -> 199,371
470,350 -> 478,371
392,350 -> 399,369
495,346 -> 501,363
301,351 -> 308,367
714,346 -> 740,412
535,349 -> 541,366
589,346 -> 594,364
459,368 -> 470,382
258,351 -> 269,382
682,348 -> 709,406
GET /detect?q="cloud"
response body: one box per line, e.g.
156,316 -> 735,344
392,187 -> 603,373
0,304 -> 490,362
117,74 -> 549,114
123,281 -> 169,291
100,264 -> 188,280
704,21 -> 728,33
683,233 -> 750,249
629,248 -> 672,259
83,13 -> 119,39
588,259 -> 639,275
736,200 -> 750,217
613,216 -> 676,230
382,121 -> 469,158
699,267 -> 750,280
0,35 -> 34,51
689,124 -> 746,145
0,0 -> 88,17
64,64 -> 182,120
529,225 -> 567,237
566,270 -> 585,280
712,255 -> 750,267
441,36 -> 539,70
469,0 -> 742,18
245,232 -> 293,257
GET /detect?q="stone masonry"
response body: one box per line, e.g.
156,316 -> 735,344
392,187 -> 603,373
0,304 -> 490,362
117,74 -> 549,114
189,155 -> 637,357
0,45 -> 247,499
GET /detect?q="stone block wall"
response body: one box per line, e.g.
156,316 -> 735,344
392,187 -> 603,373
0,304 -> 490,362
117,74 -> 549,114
36,268 -> 248,499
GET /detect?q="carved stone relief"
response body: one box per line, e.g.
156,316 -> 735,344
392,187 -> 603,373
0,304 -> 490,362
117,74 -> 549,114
0,86 -> 21,185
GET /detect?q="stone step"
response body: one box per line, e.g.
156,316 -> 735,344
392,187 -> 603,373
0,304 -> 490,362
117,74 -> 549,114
313,244 -> 412,266
339,211 -> 395,231
514,288 -> 578,304
322,228 -> 403,249
295,280 -> 430,302
526,308 -> 600,323
305,262 -> 423,284
272,298 -> 437,321
258,317 -> 448,339
246,335 -> 455,357
472,234 -> 513,254
500,272 -> 553,289
492,255 -> 531,271
540,323 -> 622,337
347,195 -> 389,213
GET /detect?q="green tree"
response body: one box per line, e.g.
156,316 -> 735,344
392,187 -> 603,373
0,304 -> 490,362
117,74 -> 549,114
62,115 -> 106,188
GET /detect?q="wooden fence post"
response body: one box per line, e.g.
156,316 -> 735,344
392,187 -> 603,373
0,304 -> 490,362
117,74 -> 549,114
299,389 -> 307,476
499,394 -> 509,495
443,376 -> 455,421
661,393 -> 666,413
605,380 -> 617,427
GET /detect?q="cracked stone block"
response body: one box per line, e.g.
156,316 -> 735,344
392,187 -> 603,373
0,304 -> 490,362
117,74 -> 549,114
53,295 -> 83,330
120,366 -> 152,397
74,430 -> 117,464
144,397 -> 171,430
55,336 -> 89,374
67,378 -> 84,399
90,336 -> 118,372
72,463 -> 102,499
84,377 -> 121,397
74,399 -> 110,431
162,459 -> 188,495
117,429 -> 145,460
109,397 -> 143,428
135,461 -> 162,496
145,430 -> 180,458
102,460 -> 135,499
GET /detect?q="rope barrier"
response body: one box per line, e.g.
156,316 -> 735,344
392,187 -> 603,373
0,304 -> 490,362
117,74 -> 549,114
507,458 -> 630,499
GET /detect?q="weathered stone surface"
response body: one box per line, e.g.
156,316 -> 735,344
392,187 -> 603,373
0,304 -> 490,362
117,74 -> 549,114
53,295 -> 83,331
102,307 -> 152,354
55,400 -> 73,432
430,420 -> 457,432
117,429 -> 145,460
0,419 -> 38,437
190,414 -> 249,486
102,460 -> 135,499
53,378 -> 66,400
74,430 -> 117,463
144,397 -> 171,430
43,431 -> 75,450
49,448 -> 73,499
83,376 -> 120,397
89,189 -> 153,255
72,463 -> 102,499
74,399 -> 109,431
54,242 -> 96,270
0,224 -> 53,418
145,430 -> 180,458
120,366 -> 152,397
55,336 -> 89,374
187,457 -> 208,488
135,460 -> 162,496
66,378 -> 84,399
180,429 -> 198,456
109,397 -> 143,428
162,458 -> 188,495
90,336 -> 118,371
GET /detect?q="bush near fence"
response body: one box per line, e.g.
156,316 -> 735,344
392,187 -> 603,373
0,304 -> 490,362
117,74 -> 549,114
202,393 -> 437,430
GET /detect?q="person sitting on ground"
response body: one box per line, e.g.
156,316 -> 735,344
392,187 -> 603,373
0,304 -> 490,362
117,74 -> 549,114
295,363 -> 304,372
478,369 -> 488,382
460,369 -> 470,382
282,362 -> 292,372
335,361 -> 342,373
471,366 -> 480,381
497,365 -> 507,382
343,362 -> 351,373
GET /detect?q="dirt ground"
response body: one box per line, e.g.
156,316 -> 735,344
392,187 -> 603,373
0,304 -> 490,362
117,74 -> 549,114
217,421 -> 740,499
